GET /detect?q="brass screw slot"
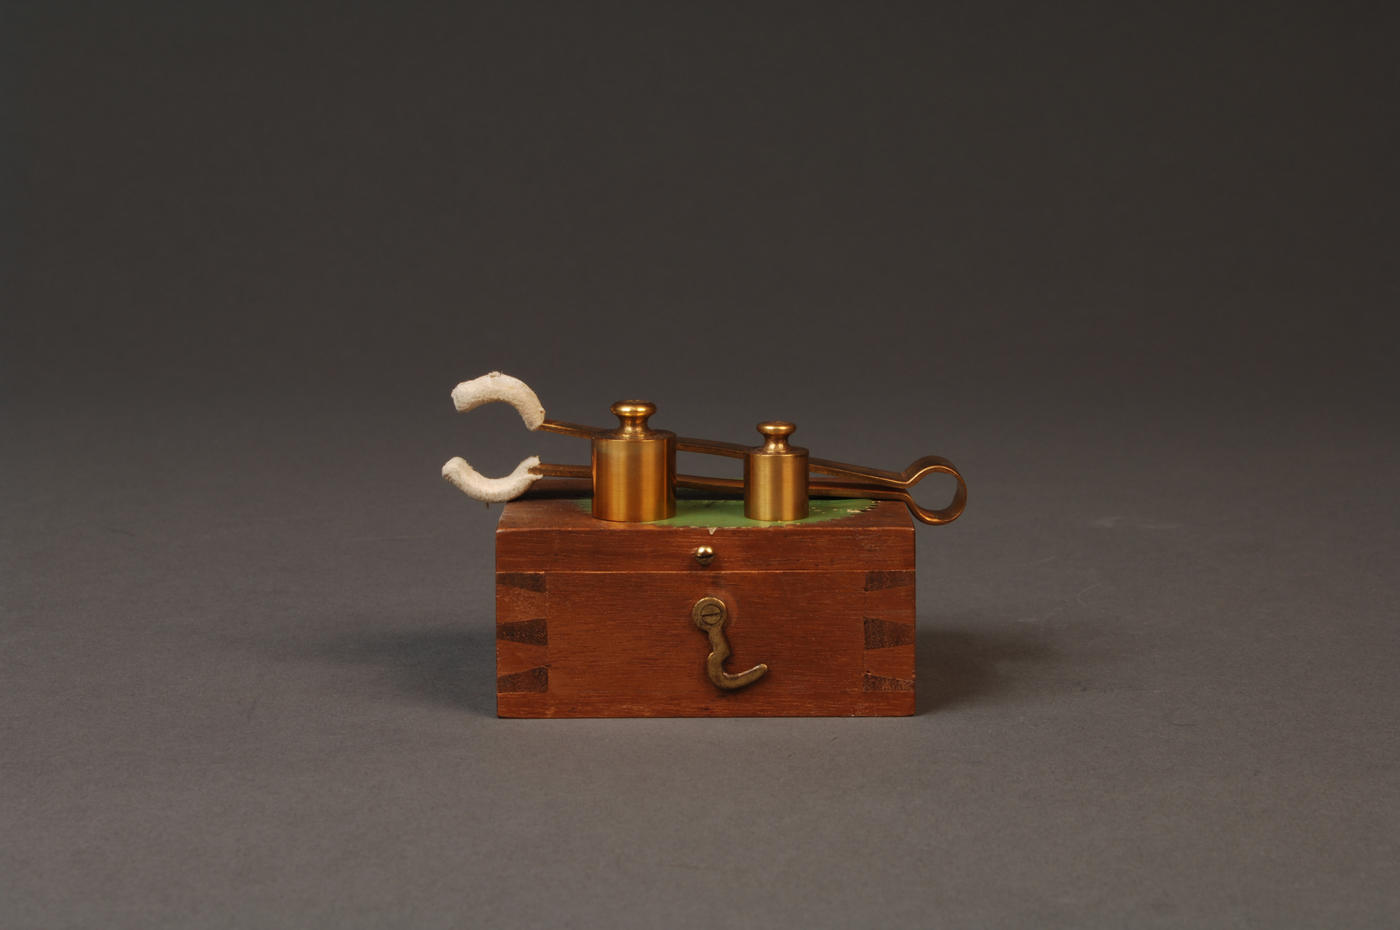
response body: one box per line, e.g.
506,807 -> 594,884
694,545 -> 715,566
691,596 -> 768,691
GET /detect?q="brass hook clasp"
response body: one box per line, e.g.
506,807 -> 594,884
691,596 -> 768,691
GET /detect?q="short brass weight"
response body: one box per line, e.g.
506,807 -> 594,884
744,421 -> 808,521
441,371 -> 968,525
691,596 -> 768,691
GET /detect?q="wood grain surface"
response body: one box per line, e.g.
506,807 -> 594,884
495,496 -> 916,717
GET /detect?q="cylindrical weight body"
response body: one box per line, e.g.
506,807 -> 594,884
744,421 -> 808,521
591,401 -> 676,522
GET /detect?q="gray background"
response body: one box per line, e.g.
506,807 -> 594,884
4,3 -> 1398,927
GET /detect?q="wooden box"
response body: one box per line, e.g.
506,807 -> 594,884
494,496 -> 916,717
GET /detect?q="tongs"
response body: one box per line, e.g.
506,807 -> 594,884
442,372 -> 966,525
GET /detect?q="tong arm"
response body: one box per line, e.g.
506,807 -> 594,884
676,435 -> 750,459
529,463 -> 967,525
677,437 -> 968,524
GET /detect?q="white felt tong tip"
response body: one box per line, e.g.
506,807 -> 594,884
449,371 -> 545,431
441,455 -> 542,503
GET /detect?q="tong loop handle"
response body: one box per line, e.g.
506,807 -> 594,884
899,456 -> 967,525
807,454 -> 968,525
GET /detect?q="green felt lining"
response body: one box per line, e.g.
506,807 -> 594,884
574,498 -> 876,527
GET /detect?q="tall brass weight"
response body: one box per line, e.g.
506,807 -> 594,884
591,401 -> 676,522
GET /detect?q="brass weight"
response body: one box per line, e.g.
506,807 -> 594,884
744,421 -> 809,521
591,401 -> 676,522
